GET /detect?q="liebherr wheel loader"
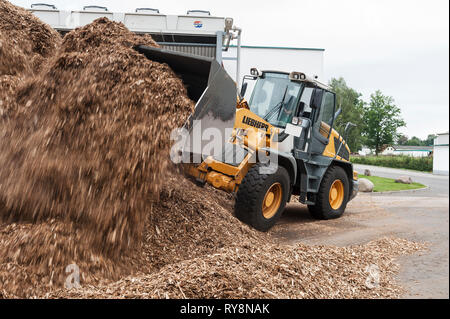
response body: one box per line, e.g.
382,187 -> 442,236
136,45 -> 359,231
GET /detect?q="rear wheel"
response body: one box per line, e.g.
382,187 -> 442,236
308,166 -> 349,220
235,164 -> 290,232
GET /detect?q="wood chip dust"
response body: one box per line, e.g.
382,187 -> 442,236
0,1 -> 427,299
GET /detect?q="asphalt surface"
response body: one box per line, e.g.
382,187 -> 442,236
354,164 -> 449,197
272,164 -> 449,299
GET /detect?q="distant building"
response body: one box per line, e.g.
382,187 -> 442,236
381,146 -> 395,155
433,132 -> 449,175
358,147 -> 372,156
381,145 -> 433,157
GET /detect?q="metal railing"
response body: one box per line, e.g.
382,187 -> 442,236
187,10 -> 211,16
135,8 -> 160,14
31,3 -> 56,9
82,5 -> 108,11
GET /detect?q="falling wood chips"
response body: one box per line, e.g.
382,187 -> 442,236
0,1 -> 427,299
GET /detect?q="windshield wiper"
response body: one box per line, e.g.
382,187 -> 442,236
263,85 -> 289,122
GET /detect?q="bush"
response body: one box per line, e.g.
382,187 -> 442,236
351,155 -> 433,172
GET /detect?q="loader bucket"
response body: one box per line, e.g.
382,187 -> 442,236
135,45 -> 237,162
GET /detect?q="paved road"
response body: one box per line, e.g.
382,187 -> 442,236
272,164 -> 449,299
354,164 -> 449,197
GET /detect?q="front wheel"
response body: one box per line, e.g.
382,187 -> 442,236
234,164 -> 290,232
308,166 -> 349,220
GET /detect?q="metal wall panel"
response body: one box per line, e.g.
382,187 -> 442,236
159,44 -> 216,58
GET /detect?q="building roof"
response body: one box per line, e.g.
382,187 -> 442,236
393,145 -> 433,151
230,45 -> 325,51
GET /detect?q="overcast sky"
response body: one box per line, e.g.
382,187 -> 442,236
11,0 -> 449,139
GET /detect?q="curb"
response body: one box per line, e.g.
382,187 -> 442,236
361,185 -> 430,195
353,164 -> 433,176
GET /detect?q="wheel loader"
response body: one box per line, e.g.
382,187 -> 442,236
136,45 -> 359,231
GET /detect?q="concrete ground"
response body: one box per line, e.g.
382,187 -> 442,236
272,164 -> 449,299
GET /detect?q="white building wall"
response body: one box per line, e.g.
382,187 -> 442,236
222,46 -> 324,93
382,146 -> 395,155
433,133 -> 449,175
393,150 -> 431,158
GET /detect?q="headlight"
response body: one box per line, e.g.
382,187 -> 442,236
236,128 -> 248,137
250,68 -> 262,77
291,117 -> 301,125
289,72 -> 306,81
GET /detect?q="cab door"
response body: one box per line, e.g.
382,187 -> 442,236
310,89 -> 336,155
292,87 -> 314,153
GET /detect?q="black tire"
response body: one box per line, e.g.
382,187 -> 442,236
308,166 -> 349,220
235,164 -> 290,232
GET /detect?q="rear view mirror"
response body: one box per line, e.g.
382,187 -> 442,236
240,82 -> 248,98
345,122 -> 357,133
310,89 -> 323,109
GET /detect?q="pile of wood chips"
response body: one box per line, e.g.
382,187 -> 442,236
0,0 -> 426,299
0,0 -> 60,115
44,237 -> 426,299
0,6 -> 196,294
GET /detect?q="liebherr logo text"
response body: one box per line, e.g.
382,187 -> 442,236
242,116 -> 269,131
225,303 -> 269,314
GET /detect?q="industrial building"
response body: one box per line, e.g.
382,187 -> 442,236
433,132 -> 449,175
28,3 -> 325,87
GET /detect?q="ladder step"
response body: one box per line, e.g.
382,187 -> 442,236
307,161 -> 328,166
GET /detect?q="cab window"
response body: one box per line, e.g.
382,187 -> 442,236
317,91 -> 335,138
248,73 -> 303,128
298,87 -> 313,118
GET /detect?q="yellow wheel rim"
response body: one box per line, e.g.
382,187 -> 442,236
262,183 -> 283,219
329,179 -> 344,210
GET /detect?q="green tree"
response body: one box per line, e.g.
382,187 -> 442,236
362,90 -> 406,155
405,136 -> 424,146
424,134 -> 437,146
396,133 -> 409,145
329,77 -> 365,151
403,134 -> 435,146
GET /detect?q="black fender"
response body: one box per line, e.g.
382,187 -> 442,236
260,148 -> 297,199
330,159 -> 355,196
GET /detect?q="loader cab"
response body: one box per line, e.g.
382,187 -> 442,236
243,69 -> 338,155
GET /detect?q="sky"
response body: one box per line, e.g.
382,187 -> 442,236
10,0 -> 450,139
